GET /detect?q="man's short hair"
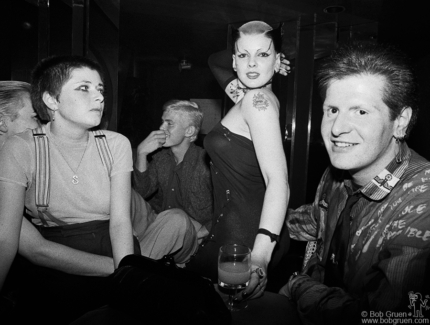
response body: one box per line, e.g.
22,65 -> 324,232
162,100 -> 203,139
0,81 -> 32,122
316,42 -> 418,138
31,55 -> 104,122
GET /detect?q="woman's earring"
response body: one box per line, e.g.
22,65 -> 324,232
52,110 -> 56,122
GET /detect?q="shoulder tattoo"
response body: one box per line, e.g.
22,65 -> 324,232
252,92 -> 269,111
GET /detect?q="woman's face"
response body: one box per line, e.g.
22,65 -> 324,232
54,67 -> 105,129
232,33 -> 280,89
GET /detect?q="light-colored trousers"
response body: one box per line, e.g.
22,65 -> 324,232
130,189 -> 208,264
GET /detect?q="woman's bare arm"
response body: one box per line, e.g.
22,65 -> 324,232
109,171 -> 134,268
0,181 -> 25,291
241,89 -> 290,298
19,218 -> 114,277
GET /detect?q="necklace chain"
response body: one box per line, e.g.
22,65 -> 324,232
50,136 -> 89,185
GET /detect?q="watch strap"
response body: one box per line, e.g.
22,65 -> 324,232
257,228 -> 280,243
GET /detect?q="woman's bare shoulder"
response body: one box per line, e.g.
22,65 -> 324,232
240,88 -> 279,113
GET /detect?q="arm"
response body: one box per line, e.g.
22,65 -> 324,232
281,185 -> 430,324
198,162 -> 213,229
132,156 -> 160,201
241,89 -> 290,299
286,168 -> 332,242
19,218 -> 114,276
0,181 -> 25,291
133,131 -> 166,200
286,204 -> 319,241
208,50 -> 239,103
282,274 -> 360,325
189,150 -> 213,229
283,245 -> 430,324
110,171 -> 135,268
135,130 -> 166,172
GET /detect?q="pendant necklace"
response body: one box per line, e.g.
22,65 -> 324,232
50,135 -> 89,185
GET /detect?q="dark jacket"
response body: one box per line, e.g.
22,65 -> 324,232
286,143 -> 430,324
133,143 -> 213,230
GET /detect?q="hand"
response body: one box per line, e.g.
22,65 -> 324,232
235,263 -> 268,301
277,53 -> 291,76
136,130 -> 167,156
282,272 -> 299,300
282,272 -> 310,301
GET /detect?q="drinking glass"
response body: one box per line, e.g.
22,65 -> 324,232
218,244 -> 251,311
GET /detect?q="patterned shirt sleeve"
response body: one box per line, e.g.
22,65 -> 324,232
287,168 -> 331,242
286,153 -> 430,324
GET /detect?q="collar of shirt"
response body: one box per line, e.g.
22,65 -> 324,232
344,142 -> 411,201
166,143 -> 196,166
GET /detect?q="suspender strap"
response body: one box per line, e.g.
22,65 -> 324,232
37,209 -> 68,227
93,130 -> 113,175
31,128 -> 113,227
32,127 -> 68,227
33,127 -> 50,208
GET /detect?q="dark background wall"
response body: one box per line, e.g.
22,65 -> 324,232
117,61 -> 223,148
378,0 -> 430,160
1,0 -> 429,200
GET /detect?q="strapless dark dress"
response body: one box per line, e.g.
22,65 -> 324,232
186,122 -> 289,281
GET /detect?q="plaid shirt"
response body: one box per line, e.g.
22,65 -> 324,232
287,143 -> 430,324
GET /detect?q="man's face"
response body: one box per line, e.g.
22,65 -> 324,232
159,109 -> 191,148
321,74 -> 399,185
7,93 -> 39,135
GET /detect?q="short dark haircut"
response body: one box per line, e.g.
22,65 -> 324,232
231,21 -> 283,54
316,42 -> 418,138
31,55 -> 104,121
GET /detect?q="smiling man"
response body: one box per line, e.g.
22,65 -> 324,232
281,42 -> 430,324
132,100 -> 212,263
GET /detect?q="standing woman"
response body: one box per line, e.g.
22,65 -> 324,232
0,56 -> 136,324
187,21 -> 290,299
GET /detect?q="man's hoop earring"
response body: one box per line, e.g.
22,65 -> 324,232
393,135 -> 405,144
393,135 -> 405,163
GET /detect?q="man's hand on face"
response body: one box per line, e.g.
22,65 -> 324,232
137,130 -> 167,156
